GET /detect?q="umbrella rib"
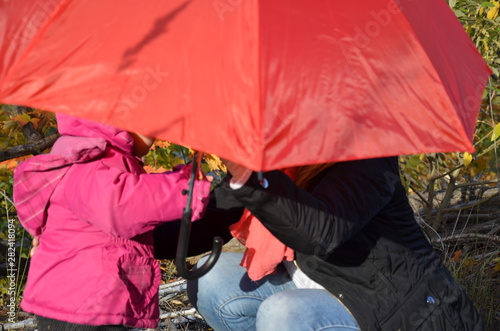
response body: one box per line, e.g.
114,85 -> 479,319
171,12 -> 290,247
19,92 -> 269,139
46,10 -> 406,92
257,0 -> 265,171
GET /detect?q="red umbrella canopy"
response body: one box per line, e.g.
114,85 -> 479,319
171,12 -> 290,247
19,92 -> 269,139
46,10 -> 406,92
0,0 -> 492,171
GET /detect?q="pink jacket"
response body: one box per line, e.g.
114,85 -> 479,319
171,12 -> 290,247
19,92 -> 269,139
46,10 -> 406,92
13,114 -> 210,328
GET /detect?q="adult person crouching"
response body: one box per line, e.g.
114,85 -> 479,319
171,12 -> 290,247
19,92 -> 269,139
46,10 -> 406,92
186,157 -> 483,331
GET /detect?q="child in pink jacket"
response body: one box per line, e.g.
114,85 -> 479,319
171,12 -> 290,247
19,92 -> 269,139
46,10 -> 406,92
13,114 -> 211,330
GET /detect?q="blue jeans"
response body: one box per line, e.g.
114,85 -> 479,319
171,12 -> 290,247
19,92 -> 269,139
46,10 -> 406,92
187,252 -> 360,331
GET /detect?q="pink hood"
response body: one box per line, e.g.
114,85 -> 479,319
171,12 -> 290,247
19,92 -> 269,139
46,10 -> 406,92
14,114 -> 135,236
56,113 -> 135,153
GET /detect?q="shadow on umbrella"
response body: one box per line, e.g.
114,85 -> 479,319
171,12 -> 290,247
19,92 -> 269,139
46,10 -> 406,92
120,0 -> 192,70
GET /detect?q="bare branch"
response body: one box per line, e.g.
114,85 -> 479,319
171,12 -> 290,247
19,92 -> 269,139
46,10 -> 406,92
435,233 -> 500,244
0,317 -> 36,330
487,225 -> 500,236
439,192 -> 499,213
0,133 -> 59,162
159,307 -> 199,320
454,180 -> 498,189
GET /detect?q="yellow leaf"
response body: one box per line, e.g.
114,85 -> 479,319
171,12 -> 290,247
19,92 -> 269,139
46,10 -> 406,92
35,109 -> 56,119
483,41 -> 489,52
494,261 -> 500,272
462,258 -> 476,269
487,1 -> 500,19
463,152 -> 473,166
3,120 -> 19,131
12,113 -> 32,126
143,165 -> 168,174
491,122 -> 500,141
204,154 -> 226,172
30,117 -> 41,129
154,140 -> 170,148
170,300 -> 184,306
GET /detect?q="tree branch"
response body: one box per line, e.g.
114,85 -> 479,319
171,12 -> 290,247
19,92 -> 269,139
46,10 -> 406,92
435,233 -> 500,244
439,192 -> 499,213
0,133 -> 59,162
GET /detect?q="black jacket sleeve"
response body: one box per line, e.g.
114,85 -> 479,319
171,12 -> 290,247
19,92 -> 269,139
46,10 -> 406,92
221,157 -> 399,257
153,186 -> 244,260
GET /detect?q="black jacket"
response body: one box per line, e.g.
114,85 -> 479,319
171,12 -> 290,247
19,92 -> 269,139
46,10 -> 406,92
222,157 -> 482,330
155,157 -> 483,330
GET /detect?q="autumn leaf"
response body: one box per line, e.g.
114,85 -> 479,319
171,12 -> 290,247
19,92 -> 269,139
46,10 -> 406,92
487,1 -> 499,20
154,140 -> 170,148
144,165 -> 168,174
494,258 -> 500,272
204,154 -> 226,172
491,122 -> 500,141
405,155 -> 422,168
30,117 -> 41,129
452,250 -> 463,263
463,152 -> 473,166
170,300 -> 184,306
0,159 -> 19,171
3,120 -> 19,132
0,156 -> 31,172
35,109 -> 56,119
12,113 -> 32,126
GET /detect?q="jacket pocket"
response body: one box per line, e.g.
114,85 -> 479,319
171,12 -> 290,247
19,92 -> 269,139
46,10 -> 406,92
380,280 -> 459,331
117,254 -> 161,316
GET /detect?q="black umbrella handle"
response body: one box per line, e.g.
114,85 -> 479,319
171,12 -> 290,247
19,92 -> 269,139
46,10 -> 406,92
175,152 -> 223,280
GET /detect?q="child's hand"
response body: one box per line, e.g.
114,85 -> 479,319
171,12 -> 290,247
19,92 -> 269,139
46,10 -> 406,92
30,237 -> 39,257
178,164 -> 211,221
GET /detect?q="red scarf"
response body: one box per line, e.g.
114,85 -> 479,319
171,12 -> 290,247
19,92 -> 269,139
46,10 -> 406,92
229,169 -> 297,281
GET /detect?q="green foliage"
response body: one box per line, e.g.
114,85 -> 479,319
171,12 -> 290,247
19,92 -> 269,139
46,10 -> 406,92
449,0 -> 500,76
0,105 -> 58,150
143,141 -> 227,184
143,142 -> 191,170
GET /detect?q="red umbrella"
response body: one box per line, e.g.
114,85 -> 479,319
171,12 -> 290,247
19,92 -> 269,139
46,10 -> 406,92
0,0 -> 492,278
0,0 -> 492,172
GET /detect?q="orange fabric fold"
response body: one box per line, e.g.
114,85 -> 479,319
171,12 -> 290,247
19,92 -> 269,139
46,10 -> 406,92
229,169 -> 297,281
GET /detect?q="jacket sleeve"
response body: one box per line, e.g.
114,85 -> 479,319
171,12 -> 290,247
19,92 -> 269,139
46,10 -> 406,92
63,160 -> 210,239
153,187 -> 245,259
223,157 -> 399,257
